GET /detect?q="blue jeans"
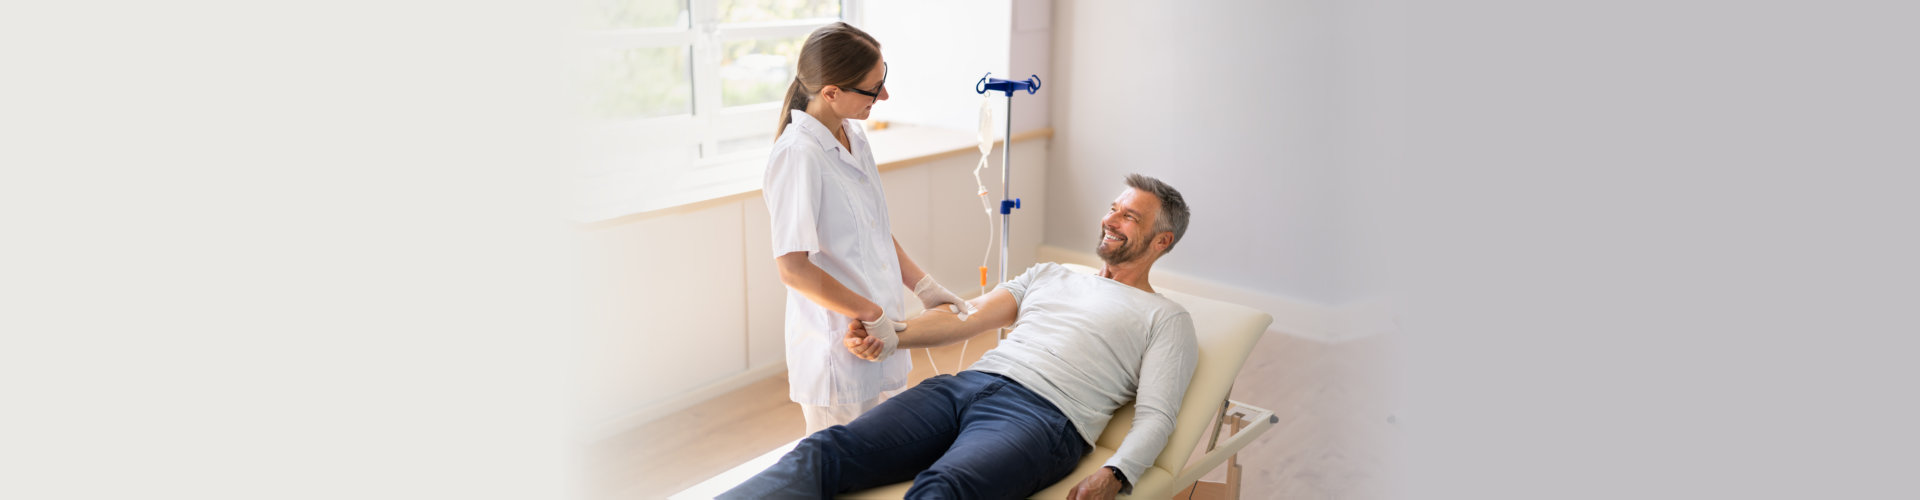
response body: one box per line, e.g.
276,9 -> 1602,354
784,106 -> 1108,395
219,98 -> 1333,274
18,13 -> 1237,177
719,370 -> 1091,499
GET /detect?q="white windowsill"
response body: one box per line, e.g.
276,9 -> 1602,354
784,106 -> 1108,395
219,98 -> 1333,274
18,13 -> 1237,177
576,125 -> 1052,223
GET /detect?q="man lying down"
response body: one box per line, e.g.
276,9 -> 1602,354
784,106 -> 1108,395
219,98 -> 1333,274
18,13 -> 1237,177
721,174 -> 1198,500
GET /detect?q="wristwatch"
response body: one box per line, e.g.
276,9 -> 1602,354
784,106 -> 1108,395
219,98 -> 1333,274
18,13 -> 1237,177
1102,465 -> 1130,490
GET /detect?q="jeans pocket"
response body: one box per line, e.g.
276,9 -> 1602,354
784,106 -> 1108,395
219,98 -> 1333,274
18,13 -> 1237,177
1049,416 -> 1089,469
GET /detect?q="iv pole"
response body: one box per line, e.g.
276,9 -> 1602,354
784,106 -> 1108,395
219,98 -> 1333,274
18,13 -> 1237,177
976,73 -> 1040,339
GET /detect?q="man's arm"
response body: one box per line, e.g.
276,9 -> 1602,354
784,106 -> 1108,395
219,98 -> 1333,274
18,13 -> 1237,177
899,287 -> 1016,348
1091,313 -> 1200,497
844,287 -> 1017,360
1065,466 -> 1126,499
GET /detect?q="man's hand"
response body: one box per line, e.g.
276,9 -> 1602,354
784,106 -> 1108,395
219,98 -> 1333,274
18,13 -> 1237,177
843,316 -> 902,361
1065,469 -> 1124,500
844,321 -> 881,360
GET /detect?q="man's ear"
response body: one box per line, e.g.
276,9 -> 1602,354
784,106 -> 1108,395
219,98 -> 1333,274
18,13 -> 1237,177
1153,231 -> 1174,252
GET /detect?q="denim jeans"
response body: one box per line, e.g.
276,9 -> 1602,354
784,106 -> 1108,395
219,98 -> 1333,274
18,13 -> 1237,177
719,370 -> 1092,499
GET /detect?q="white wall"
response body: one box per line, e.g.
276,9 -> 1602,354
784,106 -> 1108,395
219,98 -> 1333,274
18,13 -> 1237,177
1008,0 -> 1054,134
862,1 -> 1010,132
1049,0 -> 1370,306
862,0 -> 1051,136
1370,2 -> 1920,498
576,202 -> 748,424
577,139 -> 1049,433
1322,0 -> 1403,314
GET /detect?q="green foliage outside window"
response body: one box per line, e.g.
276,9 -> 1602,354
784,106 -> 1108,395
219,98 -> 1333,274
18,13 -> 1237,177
585,0 -> 840,119
591,47 -> 690,120
721,36 -> 805,108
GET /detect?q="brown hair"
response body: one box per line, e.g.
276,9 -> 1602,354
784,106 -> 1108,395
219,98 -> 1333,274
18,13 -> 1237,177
776,22 -> 882,138
1126,174 -> 1191,255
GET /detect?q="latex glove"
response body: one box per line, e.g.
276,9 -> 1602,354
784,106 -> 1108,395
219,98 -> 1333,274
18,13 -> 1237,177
853,316 -> 904,362
913,275 -> 975,319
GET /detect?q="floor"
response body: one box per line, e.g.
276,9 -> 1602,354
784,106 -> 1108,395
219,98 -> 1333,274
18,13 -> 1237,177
582,329 -> 1397,499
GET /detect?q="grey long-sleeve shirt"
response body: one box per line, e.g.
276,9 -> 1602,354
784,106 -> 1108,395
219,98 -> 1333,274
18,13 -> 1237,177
967,263 -> 1198,489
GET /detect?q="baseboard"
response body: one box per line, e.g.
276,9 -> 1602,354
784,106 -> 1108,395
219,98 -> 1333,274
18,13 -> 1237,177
1035,245 -> 1395,343
583,361 -> 789,442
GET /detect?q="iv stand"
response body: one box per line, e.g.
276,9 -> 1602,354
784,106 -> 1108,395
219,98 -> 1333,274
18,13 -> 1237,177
976,73 -> 1041,339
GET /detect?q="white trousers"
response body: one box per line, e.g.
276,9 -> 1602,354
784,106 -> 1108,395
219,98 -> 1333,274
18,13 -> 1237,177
799,388 -> 902,435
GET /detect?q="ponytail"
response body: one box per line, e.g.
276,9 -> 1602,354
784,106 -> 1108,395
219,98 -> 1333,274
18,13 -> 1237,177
775,76 -> 810,138
776,22 -> 882,139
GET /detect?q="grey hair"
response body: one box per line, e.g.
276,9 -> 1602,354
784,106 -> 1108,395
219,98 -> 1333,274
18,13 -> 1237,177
1125,174 -> 1190,255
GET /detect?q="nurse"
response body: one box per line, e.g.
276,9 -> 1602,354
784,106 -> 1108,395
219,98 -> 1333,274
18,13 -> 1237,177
763,22 -> 974,434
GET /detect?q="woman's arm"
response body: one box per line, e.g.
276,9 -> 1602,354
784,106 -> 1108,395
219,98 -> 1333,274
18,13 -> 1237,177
892,236 -> 929,289
775,251 -> 883,322
893,235 -> 975,315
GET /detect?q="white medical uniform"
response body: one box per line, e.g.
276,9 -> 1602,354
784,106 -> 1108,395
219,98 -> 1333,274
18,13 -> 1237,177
764,109 -> 910,430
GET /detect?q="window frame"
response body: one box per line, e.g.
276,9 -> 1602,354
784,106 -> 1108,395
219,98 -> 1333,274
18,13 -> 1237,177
580,1 -> 862,221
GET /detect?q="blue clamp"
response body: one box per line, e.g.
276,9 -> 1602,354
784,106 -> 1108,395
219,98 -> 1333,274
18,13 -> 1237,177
976,73 -> 1042,95
999,198 -> 1021,214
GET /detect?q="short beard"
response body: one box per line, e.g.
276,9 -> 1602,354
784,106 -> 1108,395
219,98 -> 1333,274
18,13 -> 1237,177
1096,235 -> 1150,265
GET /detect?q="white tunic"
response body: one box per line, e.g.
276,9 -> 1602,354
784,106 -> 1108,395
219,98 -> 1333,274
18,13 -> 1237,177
763,109 -> 910,406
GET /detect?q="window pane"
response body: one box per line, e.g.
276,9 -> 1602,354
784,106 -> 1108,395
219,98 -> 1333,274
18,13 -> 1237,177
587,0 -> 688,30
590,47 -> 691,120
718,132 -> 775,156
718,0 -> 840,24
720,36 -> 805,108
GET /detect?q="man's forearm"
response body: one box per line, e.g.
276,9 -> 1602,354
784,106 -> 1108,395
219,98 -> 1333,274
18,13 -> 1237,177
896,309 -> 994,349
894,290 -> 1016,349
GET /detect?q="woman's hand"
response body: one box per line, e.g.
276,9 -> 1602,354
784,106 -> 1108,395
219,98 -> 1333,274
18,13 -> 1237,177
912,275 -> 975,318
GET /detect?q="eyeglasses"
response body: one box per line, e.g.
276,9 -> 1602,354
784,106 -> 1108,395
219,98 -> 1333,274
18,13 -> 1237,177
844,62 -> 887,99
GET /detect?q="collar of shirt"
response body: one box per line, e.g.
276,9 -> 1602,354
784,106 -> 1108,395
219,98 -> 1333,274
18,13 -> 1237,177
788,109 -> 865,170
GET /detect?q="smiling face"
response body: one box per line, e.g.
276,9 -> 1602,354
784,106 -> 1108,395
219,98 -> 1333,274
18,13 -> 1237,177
1096,187 -> 1165,265
828,57 -> 888,121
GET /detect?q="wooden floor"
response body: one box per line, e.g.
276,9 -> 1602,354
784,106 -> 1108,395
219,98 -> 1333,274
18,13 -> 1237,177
582,329 -> 1396,499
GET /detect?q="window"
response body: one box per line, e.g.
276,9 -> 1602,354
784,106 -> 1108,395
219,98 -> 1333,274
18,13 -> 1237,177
580,0 -> 858,220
